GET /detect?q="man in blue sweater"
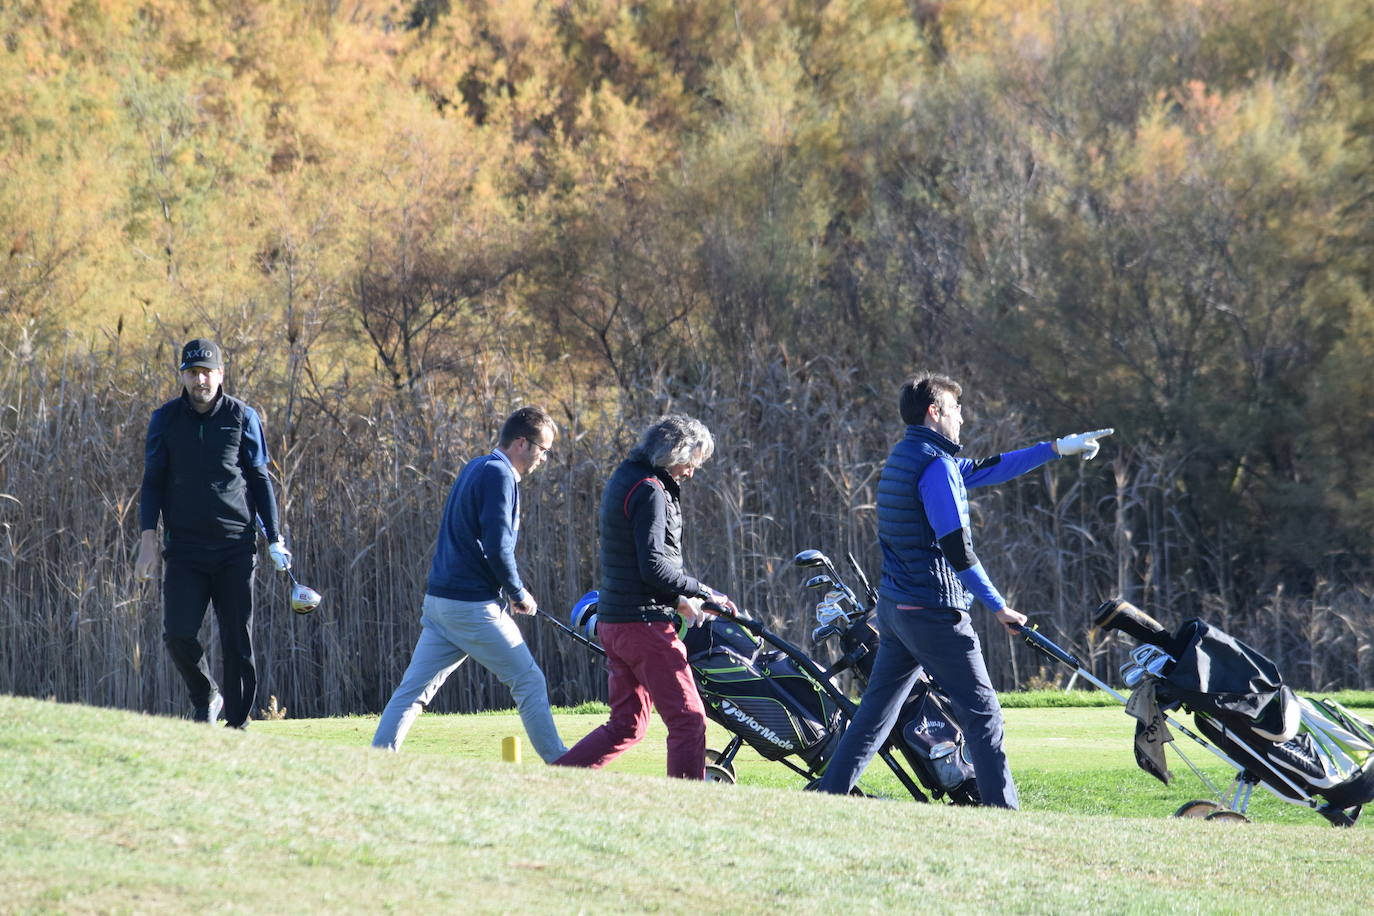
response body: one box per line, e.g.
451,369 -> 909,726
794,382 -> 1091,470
372,406 -> 567,761
135,339 -> 292,728
817,373 -> 1112,806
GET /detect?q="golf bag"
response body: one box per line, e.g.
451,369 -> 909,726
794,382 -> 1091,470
827,606 -> 980,803
555,589 -> 936,799
1094,598 -> 1374,825
681,617 -> 842,767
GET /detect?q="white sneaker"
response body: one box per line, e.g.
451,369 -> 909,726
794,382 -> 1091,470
195,692 -> 224,725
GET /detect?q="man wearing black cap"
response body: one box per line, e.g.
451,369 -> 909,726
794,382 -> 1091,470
133,338 -> 292,727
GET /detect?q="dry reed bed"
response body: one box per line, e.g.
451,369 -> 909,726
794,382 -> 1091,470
2,343 -> 1371,717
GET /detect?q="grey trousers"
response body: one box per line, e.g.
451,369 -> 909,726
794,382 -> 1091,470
371,595 -> 568,762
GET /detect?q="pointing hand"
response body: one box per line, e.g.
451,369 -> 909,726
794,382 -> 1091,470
1054,428 -> 1115,461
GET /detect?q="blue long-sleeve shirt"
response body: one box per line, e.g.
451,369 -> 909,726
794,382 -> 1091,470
426,450 -> 527,603
916,441 -> 1057,610
877,425 -> 1057,612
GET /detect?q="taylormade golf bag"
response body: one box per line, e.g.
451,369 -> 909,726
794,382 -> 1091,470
682,617 -> 843,766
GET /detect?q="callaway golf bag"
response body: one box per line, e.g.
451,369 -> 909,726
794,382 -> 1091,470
796,548 -> 980,805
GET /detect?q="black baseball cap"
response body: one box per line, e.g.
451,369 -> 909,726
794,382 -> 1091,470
179,338 -> 223,371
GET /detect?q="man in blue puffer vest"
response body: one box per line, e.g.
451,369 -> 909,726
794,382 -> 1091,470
817,373 -> 1112,806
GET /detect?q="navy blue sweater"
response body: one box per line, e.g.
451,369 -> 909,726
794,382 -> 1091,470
427,451 -> 526,603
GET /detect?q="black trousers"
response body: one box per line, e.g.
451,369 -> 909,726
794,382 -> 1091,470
162,545 -> 257,727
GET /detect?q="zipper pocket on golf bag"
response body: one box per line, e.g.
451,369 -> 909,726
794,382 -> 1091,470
899,682 -> 976,791
922,740 -> 976,792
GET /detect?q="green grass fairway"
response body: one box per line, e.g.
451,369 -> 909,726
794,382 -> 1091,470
261,702 -> 1374,826
5,695 -> 1371,914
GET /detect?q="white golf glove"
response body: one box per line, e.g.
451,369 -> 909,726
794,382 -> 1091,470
677,595 -> 708,628
268,539 -> 292,572
1055,428 -> 1115,460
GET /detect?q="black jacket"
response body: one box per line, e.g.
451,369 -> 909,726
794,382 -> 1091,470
139,391 -> 279,553
596,458 -> 708,623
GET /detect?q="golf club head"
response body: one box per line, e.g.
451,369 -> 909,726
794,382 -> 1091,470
1120,663 -> 1146,688
793,549 -> 830,569
804,574 -> 836,591
815,599 -> 848,628
291,582 -> 322,614
811,623 -> 840,644
1130,644 -> 1175,675
1145,653 -> 1171,677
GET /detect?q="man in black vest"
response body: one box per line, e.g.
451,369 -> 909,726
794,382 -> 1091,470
817,373 -> 1112,805
134,339 -> 291,728
555,414 -> 738,778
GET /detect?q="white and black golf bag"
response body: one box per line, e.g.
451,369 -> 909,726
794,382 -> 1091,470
1098,599 -> 1374,823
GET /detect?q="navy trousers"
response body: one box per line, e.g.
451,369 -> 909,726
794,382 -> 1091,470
817,596 -> 1019,808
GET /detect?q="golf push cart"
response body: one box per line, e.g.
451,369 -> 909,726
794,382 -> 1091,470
544,547 -> 979,804
1018,599 -> 1374,827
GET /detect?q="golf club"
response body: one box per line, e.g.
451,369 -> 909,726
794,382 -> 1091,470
811,622 -> 842,644
845,550 -> 879,608
794,550 -> 861,609
793,548 -> 838,579
535,607 -> 607,658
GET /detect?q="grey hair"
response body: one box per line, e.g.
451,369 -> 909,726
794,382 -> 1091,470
630,414 -> 715,469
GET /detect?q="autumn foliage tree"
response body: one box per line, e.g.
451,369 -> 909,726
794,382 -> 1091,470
3,0 -> 1374,712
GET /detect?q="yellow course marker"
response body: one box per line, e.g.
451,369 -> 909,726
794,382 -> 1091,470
501,735 -> 522,763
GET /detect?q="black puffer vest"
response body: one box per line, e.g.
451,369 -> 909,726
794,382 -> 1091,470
596,458 -> 699,623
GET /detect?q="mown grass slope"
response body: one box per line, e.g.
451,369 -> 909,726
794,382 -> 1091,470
4,695 -> 1372,914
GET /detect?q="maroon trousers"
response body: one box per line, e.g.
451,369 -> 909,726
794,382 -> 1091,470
554,620 -> 706,779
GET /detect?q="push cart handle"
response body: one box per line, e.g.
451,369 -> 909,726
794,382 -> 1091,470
701,600 -> 770,638
1012,623 -> 1085,669
702,599 -> 734,617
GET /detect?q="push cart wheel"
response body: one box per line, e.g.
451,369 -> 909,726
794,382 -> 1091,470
704,763 -> 737,784
1203,810 -> 1250,824
1173,800 -> 1221,819
704,748 -> 737,780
